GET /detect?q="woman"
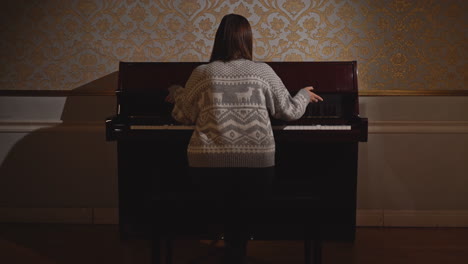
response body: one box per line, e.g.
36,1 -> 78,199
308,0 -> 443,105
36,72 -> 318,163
168,13 -> 323,264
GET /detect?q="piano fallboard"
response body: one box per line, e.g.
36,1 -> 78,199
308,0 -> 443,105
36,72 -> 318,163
106,114 -> 367,143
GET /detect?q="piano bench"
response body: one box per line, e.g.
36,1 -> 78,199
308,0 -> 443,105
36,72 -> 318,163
149,193 -> 324,264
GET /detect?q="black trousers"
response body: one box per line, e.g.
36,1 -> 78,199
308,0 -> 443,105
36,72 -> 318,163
189,167 -> 275,264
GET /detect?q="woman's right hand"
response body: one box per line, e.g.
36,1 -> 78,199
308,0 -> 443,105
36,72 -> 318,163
304,86 -> 323,103
165,94 -> 174,103
165,85 -> 182,104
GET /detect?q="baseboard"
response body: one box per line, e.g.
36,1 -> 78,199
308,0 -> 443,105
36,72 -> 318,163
383,210 -> 468,227
357,209 -> 468,227
356,210 -> 384,226
1,208 -> 468,227
93,208 -> 119,224
0,208 -> 93,224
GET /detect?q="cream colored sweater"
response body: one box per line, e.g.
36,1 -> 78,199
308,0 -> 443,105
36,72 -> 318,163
172,59 -> 310,167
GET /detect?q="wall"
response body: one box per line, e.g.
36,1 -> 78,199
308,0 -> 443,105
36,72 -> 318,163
356,97 -> 468,226
1,0 -> 466,92
0,0 -> 467,226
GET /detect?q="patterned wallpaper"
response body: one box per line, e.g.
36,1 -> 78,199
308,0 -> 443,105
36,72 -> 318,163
0,0 -> 466,91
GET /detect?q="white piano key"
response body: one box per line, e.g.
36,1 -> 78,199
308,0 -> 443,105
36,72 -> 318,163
130,125 -> 195,130
130,125 -> 352,131
276,125 -> 351,130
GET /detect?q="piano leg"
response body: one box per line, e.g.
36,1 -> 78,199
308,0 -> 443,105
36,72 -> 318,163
151,238 -> 173,264
151,238 -> 161,264
166,239 -> 172,264
314,240 -> 322,264
304,239 -> 322,264
305,239 -> 311,264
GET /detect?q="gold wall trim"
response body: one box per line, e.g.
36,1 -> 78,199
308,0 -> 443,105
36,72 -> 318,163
359,90 -> 468,96
0,90 -> 115,97
1,89 -> 467,97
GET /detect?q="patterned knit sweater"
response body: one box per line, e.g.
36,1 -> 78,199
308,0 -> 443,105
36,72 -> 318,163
172,59 -> 310,168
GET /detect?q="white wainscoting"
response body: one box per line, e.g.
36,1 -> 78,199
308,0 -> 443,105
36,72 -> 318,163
1,95 -> 468,227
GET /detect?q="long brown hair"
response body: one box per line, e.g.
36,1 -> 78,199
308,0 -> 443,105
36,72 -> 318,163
210,14 -> 253,62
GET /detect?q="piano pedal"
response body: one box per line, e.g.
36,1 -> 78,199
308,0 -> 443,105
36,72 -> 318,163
220,233 -> 253,240
200,239 -> 224,248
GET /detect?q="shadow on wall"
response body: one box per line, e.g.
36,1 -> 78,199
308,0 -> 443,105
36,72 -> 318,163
0,72 -> 120,208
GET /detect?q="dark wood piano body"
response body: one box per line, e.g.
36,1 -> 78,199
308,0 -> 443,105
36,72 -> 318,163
106,61 -> 368,242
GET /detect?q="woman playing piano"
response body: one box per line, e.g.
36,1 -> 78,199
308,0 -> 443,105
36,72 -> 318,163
166,13 -> 322,264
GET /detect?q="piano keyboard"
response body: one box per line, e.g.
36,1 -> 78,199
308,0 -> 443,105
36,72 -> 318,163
129,125 -> 352,131
275,125 -> 351,130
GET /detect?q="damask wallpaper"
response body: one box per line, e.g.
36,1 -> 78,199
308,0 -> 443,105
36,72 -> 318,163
0,0 -> 466,92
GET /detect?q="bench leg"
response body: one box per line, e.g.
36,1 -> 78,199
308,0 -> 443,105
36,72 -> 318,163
151,239 -> 161,264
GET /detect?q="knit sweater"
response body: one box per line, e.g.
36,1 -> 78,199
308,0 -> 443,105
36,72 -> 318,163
172,59 -> 310,168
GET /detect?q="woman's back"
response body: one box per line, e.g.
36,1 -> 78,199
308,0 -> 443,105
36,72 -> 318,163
172,59 -> 311,168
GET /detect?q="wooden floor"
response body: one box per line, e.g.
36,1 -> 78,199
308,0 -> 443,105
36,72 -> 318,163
0,224 -> 467,264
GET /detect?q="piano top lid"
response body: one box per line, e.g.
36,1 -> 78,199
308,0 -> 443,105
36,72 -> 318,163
266,61 -> 357,93
117,61 -> 358,94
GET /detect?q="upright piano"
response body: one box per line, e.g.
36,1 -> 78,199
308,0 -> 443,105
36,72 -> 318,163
106,61 -> 368,263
